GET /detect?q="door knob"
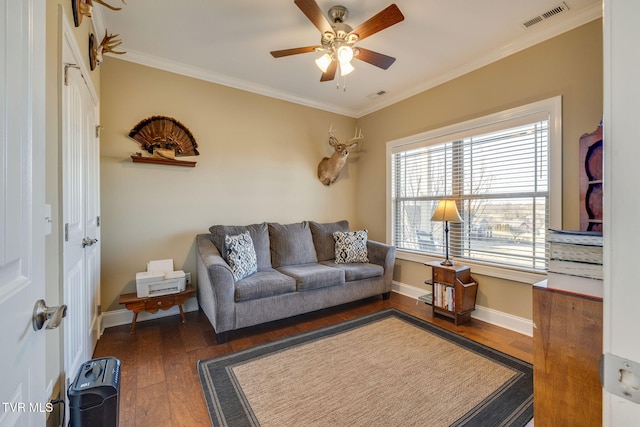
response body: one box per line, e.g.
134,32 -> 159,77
82,237 -> 98,248
32,300 -> 68,331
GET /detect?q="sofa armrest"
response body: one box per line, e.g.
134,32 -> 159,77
196,234 -> 236,334
367,240 -> 396,288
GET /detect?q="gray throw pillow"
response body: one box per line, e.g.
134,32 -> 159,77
268,222 -> 318,268
334,230 -> 369,263
224,231 -> 258,281
309,220 -> 349,262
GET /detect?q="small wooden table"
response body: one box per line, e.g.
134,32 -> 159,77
424,261 -> 478,326
119,284 -> 196,334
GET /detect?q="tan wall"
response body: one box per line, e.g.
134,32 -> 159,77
100,21 -> 602,320
356,20 -> 603,319
99,59 -> 357,311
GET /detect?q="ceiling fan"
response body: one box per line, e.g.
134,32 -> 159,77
270,0 -> 405,82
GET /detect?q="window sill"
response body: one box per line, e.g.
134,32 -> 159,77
396,249 -> 546,284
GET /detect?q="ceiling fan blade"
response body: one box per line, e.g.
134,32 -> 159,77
354,48 -> 396,70
294,0 -> 333,34
349,4 -> 405,41
320,60 -> 337,82
270,46 -> 321,58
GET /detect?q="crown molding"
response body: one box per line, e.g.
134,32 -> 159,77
353,3 -> 602,118
106,3 -> 602,120
113,50 -> 359,117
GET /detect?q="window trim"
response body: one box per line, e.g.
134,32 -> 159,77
386,96 -> 562,283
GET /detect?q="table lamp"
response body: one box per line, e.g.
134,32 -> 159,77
431,200 -> 462,266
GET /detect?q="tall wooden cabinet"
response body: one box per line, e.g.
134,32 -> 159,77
533,122 -> 605,424
533,284 -> 603,426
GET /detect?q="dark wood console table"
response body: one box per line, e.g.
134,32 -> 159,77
119,284 -> 196,333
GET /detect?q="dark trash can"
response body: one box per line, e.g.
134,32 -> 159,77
68,357 -> 121,427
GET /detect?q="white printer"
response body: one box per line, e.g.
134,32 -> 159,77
136,259 -> 186,298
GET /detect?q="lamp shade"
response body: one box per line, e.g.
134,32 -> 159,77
431,200 -> 462,223
337,45 -> 354,63
340,61 -> 354,76
315,53 -> 332,73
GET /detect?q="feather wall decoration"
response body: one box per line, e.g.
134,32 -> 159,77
128,116 -> 199,157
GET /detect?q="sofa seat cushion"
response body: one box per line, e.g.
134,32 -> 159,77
234,269 -> 296,302
277,263 -> 345,291
320,260 -> 384,282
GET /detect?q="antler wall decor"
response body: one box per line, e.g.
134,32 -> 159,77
317,126 -> 364,186
72,0 -> 127,27
90,30 -> 126,70
93,0 -> 127,11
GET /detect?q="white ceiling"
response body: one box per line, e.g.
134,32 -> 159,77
95,0 -> 602,118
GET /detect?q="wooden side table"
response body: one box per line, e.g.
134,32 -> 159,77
119,284 -> 196,334
424,261 -> 478,326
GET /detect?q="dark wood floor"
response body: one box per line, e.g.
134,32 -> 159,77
93,292 -> 533,427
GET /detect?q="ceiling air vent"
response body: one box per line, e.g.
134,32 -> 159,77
367,90 -> 387,100
522,2 -> 570,28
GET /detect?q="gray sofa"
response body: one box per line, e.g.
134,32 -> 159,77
196,220 -> 396,343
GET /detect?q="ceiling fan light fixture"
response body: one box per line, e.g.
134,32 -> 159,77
340,61 -> 354,76
315,53 -> 332,73
337,45 -> 354,64
270,1 -> 404,84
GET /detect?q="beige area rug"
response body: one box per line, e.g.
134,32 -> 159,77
198,309 -> 533,427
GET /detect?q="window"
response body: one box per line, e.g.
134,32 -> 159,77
387,97 -> 561,276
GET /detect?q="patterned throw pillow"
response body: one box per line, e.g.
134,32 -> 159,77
224,231 -> 258,281
333,230 -> 369,264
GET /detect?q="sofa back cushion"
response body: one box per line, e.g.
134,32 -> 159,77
209,223 -> 272,270
309,220 -> 349,262
268,222 -> 318,268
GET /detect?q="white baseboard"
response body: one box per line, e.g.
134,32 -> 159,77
100,286 -> 533,337
101,296 -> 199,333
392,281 -> 533,337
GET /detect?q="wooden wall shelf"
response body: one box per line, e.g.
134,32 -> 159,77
131,155 -> 196,168
579,124 -> 603,231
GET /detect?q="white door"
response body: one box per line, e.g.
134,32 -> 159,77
61,24 -> 101,395
602,0 -> 640,424
0,0 -> 47,425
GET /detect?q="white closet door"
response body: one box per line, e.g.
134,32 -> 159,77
61,23 -> 101,395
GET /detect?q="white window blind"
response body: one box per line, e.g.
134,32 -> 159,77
389,99 -> 561,273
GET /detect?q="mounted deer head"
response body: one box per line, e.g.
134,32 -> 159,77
317,126 -> 364,186
93,30 -> 126,67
